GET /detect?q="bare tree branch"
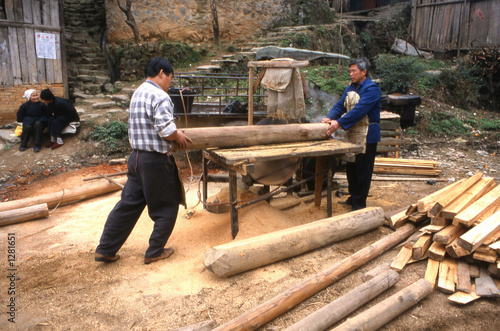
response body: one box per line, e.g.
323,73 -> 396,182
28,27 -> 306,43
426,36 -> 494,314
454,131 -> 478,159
211,0 -> 220,45
117,0 -> 141,43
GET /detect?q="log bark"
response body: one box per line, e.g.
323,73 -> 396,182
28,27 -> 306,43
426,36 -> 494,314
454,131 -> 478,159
0,177 -> 127,213
332,279 -> 433,331
285,269 -> 400,331
0,203 -> 49,227
204,207 -> 385,277
212,224 -> 416,331
174,123 -> 330,151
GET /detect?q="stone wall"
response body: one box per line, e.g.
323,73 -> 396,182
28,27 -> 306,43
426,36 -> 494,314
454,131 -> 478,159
104,0 -> 292,44
0,84 -> 64,125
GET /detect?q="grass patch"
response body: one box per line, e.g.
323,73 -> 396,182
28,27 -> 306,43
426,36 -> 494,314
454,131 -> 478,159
83,120 -> 129,154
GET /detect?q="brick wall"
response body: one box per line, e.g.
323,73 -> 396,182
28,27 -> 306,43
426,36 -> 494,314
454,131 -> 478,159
0,84 -> 64,125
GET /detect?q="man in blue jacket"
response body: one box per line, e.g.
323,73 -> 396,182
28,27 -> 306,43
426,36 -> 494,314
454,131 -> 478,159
322,57 -> 381,211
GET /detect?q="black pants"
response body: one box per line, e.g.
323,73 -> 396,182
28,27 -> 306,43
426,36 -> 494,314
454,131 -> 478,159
346,143 -> 377,211
20,121 -> 45,147
48,116 -> 69,138
96,150 -> 181,258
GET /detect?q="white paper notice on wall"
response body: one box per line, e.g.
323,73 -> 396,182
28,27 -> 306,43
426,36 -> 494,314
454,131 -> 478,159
35,33 -> 57,59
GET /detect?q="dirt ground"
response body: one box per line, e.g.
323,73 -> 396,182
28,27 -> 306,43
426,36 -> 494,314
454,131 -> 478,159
0,102 -> 499,330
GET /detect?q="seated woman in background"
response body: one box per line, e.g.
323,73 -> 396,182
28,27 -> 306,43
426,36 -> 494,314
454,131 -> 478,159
40,88 -> 80,150
16,89 -> 49,152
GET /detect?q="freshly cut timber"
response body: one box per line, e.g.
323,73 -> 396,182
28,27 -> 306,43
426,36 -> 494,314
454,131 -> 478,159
441,178 -> 495,220
173,123 -> 330,150
458,210 -> 500,252
0,177 -> 127,213
285,269 -> 399,331
211,224 -> 416,331
453,184 -> 500,226
331,279 -> 433,331
0,203 -> 49,227
417,179 -> 466,213
204,207 -> 385,277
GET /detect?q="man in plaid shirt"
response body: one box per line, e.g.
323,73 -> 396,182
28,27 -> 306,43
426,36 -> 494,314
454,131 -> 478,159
95,57 -> 191,265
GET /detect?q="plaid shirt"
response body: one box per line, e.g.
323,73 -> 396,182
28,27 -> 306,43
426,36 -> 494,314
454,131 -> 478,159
128,80 -> 177,154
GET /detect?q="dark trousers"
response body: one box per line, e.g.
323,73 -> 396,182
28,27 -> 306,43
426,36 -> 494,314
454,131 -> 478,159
346,143 -> 377,211
96,150 -> 181,258
20,121 -> 45,147
48,116 -> 69,138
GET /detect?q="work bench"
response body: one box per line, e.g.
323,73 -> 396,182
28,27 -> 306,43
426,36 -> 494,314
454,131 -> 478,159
202,139 -> 364,238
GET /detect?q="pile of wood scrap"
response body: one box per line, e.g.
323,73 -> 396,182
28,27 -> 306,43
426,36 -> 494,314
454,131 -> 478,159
387,172 -> 500,303
374,157 -> 441,176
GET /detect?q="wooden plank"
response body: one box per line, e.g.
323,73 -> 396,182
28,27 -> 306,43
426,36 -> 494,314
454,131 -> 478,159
453,184 -> 500,227
13,1 -> 29,84
469,264 -> 480,278
420,224 -> 447,234
408,211 -> 428,223
456,260 -> 471,293
472,246 -> 498,264
386,206 -> 410,229
438,257 -> 457,294
412,233 -> 432,260
23,0 -> 38,84
441,177 -> 495,220
428,241 -> 446,261
417,179 -> 465,213
32,0 -> 46,83
446,237 -> 470,259
447,284 -> 480,305
430,216 -> 450,226
7,27 -> 22,84
425,258 -> 440,289
490,240 -> 500,254
42,0 -> 54,83
390,245 -> 413,272
458,210 -> 500,252
428,172 -> 483,216
475,267 -> 500,297
0,27 -> 13,85
433,223 -> 466,245
50,0 -> 62,83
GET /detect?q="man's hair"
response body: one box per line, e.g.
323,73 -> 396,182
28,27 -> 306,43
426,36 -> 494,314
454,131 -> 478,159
349,57 -> 371,77
40,88 -> 55,101
144,57 -> 174,78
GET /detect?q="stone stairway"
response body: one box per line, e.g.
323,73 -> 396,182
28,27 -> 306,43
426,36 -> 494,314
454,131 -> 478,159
63,0 -> 112,102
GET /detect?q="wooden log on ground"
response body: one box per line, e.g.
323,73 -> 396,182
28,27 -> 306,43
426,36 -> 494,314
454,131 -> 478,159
331,279 -> 433,331
173,123 -> 330,151
204,207 -> 385,277
428,172 -> 483,216
458,210 -> 500,252
212,224 -> 416,331
0,204 -> 49,227
0,177 -> 127,213
453,184 -> 500,227
441,177 -> 495,220
362,263 -> 391,282
285,269 -> 400,331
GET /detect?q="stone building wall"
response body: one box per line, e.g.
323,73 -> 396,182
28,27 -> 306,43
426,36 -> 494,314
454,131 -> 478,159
104,0 -> 292,44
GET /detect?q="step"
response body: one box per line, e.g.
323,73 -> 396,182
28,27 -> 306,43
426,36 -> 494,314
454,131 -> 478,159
91,101 -> 116,110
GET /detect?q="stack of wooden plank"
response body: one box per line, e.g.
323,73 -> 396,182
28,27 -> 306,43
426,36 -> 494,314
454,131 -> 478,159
374,157 -> 442,176
377,111 -> 402,157
387,172 -> 500,303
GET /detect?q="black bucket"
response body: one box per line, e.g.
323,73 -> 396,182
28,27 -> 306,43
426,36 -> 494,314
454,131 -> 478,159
168,88 -> 196,114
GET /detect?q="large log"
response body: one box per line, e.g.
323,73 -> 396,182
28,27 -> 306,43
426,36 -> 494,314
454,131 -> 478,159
212,223 -> 416,331
204,207 -> 385,277
0,204 -> 49,227
0,177 -> 127,213
332,279 -> 433,331
285,269 -> 400,331
173,123 -> 330,151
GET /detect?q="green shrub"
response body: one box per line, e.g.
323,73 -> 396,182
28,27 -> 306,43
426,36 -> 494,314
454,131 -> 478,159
435,63 -> 482,110
84,120 -> 129,154
374,54 -> 425,94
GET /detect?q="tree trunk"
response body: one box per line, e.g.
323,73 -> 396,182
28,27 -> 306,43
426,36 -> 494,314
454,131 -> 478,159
212,223 -> 416,331
332,279 -> 433,331
285,269 -> 399,331
211,0 -> 220,45
174,123 -> 330,151
0,204 -> 49,227
117,0 -> 140,43
0,177 -> 127,213
204,207 -> 385,277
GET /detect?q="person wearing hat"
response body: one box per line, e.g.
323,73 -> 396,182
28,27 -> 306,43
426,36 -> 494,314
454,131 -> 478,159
16,89 -> 49,152
40,88 -> 80,149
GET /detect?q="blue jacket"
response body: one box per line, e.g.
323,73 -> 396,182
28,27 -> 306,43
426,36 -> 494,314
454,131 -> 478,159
326,77 -> 381,144
17,101 -> 49,126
